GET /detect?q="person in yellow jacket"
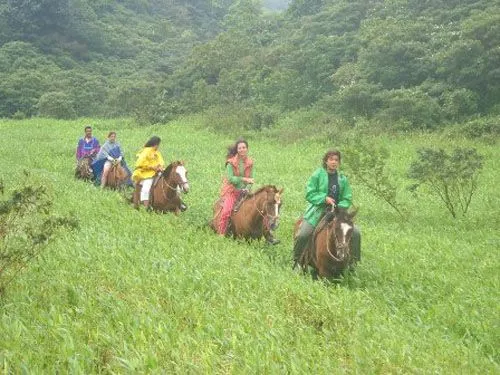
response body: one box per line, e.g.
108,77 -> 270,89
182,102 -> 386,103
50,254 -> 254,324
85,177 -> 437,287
132,136 -> 165,208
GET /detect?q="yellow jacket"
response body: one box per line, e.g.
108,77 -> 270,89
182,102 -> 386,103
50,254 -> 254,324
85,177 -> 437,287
132,147 -> 165,182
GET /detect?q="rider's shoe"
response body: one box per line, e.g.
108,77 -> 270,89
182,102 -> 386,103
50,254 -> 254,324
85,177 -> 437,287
266,237 -> 280,245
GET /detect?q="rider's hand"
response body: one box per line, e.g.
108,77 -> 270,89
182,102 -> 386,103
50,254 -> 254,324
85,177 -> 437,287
243,177 -> 254,184
155,165 -> 164,172
325,197 -> 335,206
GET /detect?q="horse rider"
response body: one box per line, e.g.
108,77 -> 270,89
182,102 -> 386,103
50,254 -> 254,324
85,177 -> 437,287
132,136 -> 166,209
76,125 -> 100,161
293,150 -> 361,267
216,138 -> 280,245
132,136 -> 187,211
92,131 -> 132,188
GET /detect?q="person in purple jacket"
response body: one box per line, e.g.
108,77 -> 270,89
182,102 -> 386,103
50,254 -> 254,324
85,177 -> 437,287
76,125 -> 100,161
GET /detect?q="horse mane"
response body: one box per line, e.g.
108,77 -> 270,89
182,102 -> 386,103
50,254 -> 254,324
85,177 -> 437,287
314,207 -> 356,238
162,160 -> 182,179
246,184 -> 278,198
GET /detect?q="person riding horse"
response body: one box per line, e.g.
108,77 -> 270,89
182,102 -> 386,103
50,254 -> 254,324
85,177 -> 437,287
131,136 -> 187,211
76,125 -> 100,162
293,150 -> 361,268
215,138 -> 280,245
92,131 -> 132,188
132,136 -> 166,209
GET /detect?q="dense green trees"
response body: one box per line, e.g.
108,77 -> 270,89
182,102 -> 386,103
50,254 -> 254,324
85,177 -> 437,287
0,0 -> 498,132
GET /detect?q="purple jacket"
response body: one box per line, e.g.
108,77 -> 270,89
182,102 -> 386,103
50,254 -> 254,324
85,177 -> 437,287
76,137 -> 100,160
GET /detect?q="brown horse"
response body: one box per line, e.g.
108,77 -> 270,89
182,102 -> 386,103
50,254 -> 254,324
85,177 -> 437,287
103,162 -> 129,190
75,156 -> 94,181
133,161 -> 189,214
295,207 -> 357,278
212,185 -> 283,241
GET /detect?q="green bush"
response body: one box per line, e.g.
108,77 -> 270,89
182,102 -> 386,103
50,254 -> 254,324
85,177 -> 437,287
0,179 -> 78,294
38,91 -> 77,119
344,141 -> 406,218
408,147 -> 483,218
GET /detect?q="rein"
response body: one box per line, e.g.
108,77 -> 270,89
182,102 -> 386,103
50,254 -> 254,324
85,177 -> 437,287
159,174 -> 177,198
325,222 -> 343,262
253,194 -> 279,225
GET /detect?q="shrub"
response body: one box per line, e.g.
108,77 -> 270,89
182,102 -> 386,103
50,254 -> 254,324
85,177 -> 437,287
0,179 -> 78,295
344,141 -> 406,218
38,91 -> 77,119
408,147 -> 483,218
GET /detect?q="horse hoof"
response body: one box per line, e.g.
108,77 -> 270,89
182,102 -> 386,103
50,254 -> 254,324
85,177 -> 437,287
266,238 -> 280,245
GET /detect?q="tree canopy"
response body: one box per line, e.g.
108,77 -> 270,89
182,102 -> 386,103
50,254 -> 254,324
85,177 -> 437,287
0,0 -> 498,131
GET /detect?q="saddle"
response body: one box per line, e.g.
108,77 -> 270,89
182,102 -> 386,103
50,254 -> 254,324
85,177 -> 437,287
232,189 -> 250,212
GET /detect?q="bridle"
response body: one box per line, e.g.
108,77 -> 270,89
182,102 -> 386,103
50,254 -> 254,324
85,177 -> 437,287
254,190 -> 281,230
325,215 -> 352,262
158,165 -> 189,198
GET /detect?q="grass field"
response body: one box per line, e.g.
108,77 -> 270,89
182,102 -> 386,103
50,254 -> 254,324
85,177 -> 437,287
0,118 -> 498,373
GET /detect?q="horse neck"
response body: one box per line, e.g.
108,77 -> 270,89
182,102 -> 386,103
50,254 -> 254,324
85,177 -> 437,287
238,191 -> 266,223
158,173 -> 177,197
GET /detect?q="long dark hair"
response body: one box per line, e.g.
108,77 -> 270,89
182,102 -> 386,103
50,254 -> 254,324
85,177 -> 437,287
144,136 -> 161,148
226,138 -> 248,159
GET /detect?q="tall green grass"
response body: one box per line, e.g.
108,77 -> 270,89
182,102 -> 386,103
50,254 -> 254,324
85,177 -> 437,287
0,118 -> 498,373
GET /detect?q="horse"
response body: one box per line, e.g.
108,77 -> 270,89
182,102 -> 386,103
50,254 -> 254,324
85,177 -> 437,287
133,161 -> 189,214
212,185 -> 283,242
103,161 -> 129,190
295,207 -> 357,279
75,156 -> 94,181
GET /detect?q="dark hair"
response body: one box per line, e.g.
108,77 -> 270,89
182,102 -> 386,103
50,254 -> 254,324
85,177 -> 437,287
226,138 -> 248,159
108,131 -> 116,138
84,126 -> 92,131
144,136 -> 161,148
322,149 -> 341,168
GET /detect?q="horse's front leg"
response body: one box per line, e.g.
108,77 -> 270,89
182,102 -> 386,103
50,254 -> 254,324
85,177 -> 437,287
132,184 -> 141,209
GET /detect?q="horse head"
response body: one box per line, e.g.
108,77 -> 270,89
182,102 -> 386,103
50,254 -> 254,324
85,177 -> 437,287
163,160 -> 189,193
325,207 -> 356,262
260,185 -> 283,230
75,156 -> 94,180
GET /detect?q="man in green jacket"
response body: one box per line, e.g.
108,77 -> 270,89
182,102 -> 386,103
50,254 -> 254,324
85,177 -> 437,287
293,150 -> 361,267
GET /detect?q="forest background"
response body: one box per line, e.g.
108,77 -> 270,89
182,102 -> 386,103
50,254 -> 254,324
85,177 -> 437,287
1,0 -> 499,136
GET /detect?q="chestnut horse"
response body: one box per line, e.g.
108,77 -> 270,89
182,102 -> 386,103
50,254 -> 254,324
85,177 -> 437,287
103,162 -> 129,190
133,161 -> 189,214
295,207 -> 357,278
75,156 -> 94,181
212,185 -> 283,241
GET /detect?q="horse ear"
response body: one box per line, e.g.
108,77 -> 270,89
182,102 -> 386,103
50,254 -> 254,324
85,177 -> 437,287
278,188 -> 284,195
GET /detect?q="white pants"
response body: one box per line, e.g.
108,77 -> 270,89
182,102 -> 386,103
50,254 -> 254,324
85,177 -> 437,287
140,178 -> 153,201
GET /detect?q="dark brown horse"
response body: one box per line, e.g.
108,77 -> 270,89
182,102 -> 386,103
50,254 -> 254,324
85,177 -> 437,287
133,161 -> 189,214
295,207 -> 357,278
103,162 -> 129,190
75,156 -> 94,181
212,185 -> 283,241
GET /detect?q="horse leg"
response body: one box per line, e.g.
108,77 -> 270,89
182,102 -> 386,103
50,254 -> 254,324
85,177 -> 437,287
132,184 -> 141,209
310,267 -> 319,280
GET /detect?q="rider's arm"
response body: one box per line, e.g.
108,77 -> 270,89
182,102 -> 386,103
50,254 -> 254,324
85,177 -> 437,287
305,170 -> 327,206
227,163 -> 241,185
92,139 -> 100,155
337,175 -> 353,209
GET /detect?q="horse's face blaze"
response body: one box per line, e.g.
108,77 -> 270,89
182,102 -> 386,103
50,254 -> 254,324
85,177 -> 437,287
332,217 -> 353,260
265,188 -> 282,230
174,164 -> 189,193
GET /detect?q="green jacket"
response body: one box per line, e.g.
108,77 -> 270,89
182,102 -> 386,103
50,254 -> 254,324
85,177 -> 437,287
303,167 -> 352,227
